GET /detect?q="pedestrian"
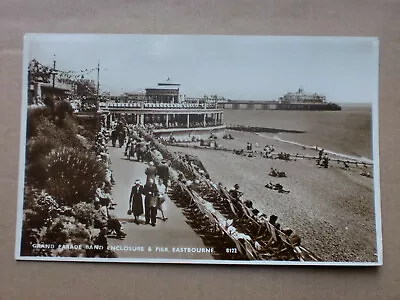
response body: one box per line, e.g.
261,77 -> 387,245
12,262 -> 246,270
156,177 -> 168,221
156,160 -> 170,188
111,130 -> 117,147
136,140 -> 146,162
118,130 -> 125,148
143,178 -> 158,226
145,161 -> 157,184
129,179 -> 144,224
323,153 -> 329,168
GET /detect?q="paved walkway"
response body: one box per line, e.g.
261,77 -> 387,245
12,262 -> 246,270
106,144 -> 213,260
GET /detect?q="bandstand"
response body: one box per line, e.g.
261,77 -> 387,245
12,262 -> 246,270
100,101 -> 224,130
98,80 -> 226,138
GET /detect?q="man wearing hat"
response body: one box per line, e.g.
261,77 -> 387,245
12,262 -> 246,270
156,160 -> 170,188
143,178 -> 159,226
129,179 -> 144,223
145,161 -> 157,184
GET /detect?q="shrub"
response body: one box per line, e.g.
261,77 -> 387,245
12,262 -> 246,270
54,101 -> 73,123
43,147 -> 106,206
26,135 -> 60,161
43,96 -> 55,111
72,202 -> 97,227
20,188 -> 61,256
25,135 -> 61,186
26,107 -> 52,139
43,215 -> 91,246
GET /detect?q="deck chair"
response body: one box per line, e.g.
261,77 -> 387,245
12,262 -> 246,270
297,246 -> 321,261
218,223 -> 245,257
243,239 -> 261,260
218,186 -> 238,216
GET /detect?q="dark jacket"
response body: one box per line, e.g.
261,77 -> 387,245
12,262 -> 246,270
145,166 -> 157,183
156,163 -> 169,180
143,183 -> 158,207
129,185 -> 144,216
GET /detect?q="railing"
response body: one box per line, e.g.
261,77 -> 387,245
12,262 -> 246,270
99,102 -> 219,110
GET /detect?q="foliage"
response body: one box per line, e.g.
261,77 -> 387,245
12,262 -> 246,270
76,79 -> 97,97
72,202 -> 97,227
53,101 -> 74,126
25,114 -> 84,186
43,147 -> 106,206
21,103 -> 109,257
26,107 -> 52,139
20,188 -> 65,256
28,59 -> 52,83
21,187 -> 94,256
43,215 -> 91,246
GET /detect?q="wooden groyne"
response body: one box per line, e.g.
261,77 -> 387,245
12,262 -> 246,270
227,125 -> 305,134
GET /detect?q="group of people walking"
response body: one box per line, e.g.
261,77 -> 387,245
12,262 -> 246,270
128,161 -> 170,227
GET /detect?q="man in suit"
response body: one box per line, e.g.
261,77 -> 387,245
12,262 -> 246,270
156,160 -> 170,188
142,178 -> 158,226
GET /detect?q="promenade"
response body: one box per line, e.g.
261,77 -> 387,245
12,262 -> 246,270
106,144 -> 213,260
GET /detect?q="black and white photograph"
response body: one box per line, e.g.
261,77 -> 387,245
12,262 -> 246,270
15,34 -> 381,265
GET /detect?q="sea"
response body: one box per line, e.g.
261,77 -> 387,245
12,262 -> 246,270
223,105 -> 373,160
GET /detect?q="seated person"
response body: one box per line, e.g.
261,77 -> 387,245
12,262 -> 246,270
269,214 -> 278,226
228,184 -> 243,201
269,168 -> 277,177
289,234 -> 301,247
99,198 -> 126,239
243,199 -> 253,209
281,228 -> 293,236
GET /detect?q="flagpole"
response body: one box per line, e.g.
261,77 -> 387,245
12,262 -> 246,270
96,60 -> 100,98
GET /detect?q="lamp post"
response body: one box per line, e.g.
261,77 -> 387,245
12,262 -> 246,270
52,55 -> 56,88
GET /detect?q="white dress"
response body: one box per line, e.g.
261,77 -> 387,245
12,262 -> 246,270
157,183 -> 167,212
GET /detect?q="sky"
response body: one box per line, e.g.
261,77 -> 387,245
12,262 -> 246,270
25,34 -> 379,103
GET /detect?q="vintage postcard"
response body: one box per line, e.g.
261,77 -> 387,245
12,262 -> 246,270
15,34 -> 381,265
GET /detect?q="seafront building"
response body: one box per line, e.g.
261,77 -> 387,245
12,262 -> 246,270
98,80 -> 226,138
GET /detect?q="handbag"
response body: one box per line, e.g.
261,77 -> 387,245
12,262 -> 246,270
127,209 -> 132,215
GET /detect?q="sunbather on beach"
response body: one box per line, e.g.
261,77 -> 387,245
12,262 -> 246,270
265,182 -> 290,193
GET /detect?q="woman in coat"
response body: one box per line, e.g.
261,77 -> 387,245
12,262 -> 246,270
129,179 -> 144,223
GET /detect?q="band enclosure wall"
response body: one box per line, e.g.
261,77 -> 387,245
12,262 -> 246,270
0,0 -> 399,299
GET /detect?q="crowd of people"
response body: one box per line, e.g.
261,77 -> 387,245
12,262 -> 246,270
175,174 -> 301,254
134,125 -> 315,260
91,127 -> 128,244
127,160 -> 170,227
316,148 -> 329,168
131,120 -> 223,131
108,120 -> 173,228
93,118 -> 318,258
225,184 -> 299,248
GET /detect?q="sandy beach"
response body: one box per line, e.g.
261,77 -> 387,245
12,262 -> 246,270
168,128 -> 376,262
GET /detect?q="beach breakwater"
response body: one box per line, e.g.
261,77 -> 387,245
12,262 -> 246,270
137,127 -> 320,262
227,125 -> 305,134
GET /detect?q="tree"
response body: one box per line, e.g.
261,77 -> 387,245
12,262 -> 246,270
75,79 -> 97,97
28,59 -> 53,84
